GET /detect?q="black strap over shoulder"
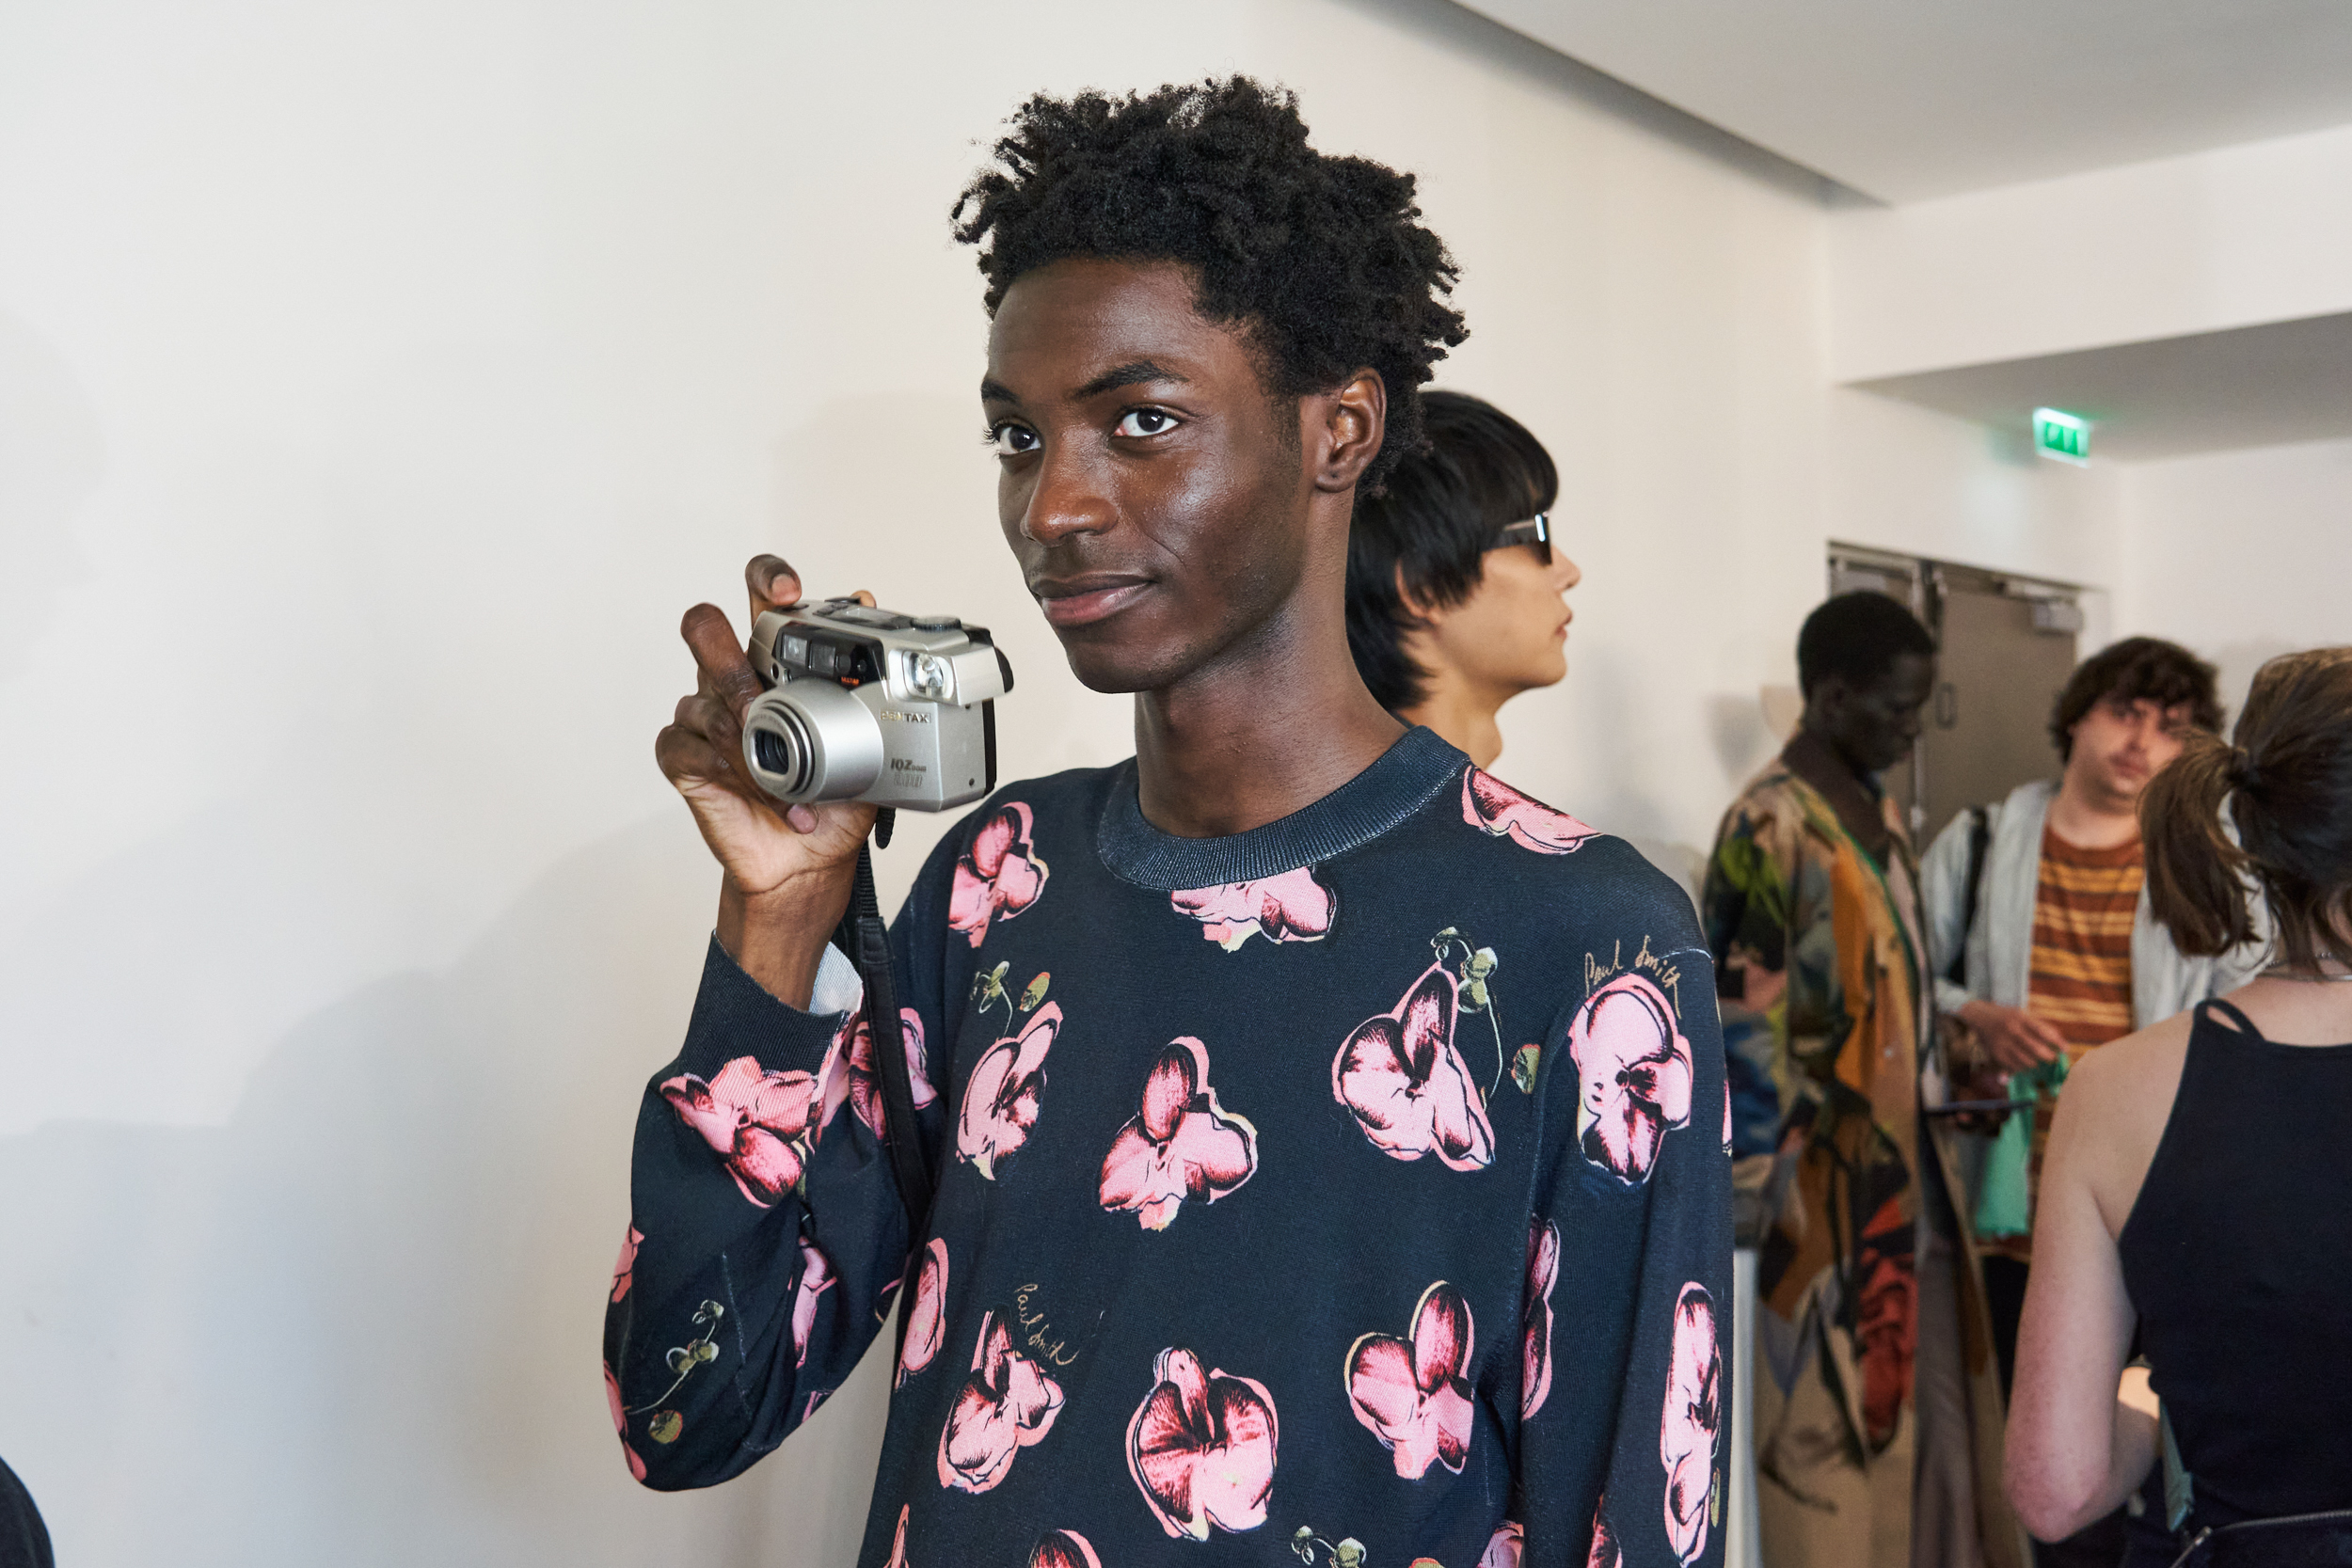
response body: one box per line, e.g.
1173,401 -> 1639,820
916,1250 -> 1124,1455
2197,996 -> 2265,1040
1946,803 -> 1994,988
834,810 -> 933,1236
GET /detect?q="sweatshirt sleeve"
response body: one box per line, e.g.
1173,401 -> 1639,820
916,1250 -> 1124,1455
1518,897 -> 1735,1568
599,834 -> 964,1491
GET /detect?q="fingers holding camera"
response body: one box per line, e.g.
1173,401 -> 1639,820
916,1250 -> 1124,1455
746,554 -> 802,622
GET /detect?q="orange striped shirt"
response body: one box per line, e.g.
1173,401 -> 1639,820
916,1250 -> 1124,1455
2027,829 -> 2142,1049
1987,828 -> 2144,1260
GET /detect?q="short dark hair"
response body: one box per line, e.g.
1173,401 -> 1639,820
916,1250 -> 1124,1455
1343,391 -> 1559,712
2143,646 -> 2352,971
949,77 -> 1468,496
1796,592 -> 1935,699
2049,636 -> 2223,761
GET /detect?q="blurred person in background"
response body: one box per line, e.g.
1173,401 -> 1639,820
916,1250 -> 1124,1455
1921,643 -> 2263,1411
2007,646 -> 2352,1568
1344,388 -> 1581,766
1703,592 -> 2020,1568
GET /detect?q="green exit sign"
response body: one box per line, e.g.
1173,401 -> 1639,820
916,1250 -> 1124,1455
2033,406 -> 2090,464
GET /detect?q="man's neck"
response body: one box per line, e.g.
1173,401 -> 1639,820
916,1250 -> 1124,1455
2046,765 -> 2141,850
1132,604 -> 1406,840
1399,665 -> 1507,770
1785,723 -> 1894,862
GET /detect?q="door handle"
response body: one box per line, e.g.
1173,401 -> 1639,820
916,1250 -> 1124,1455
1934,682 -> 1959,729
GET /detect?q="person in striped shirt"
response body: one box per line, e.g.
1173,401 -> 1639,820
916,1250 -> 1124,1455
1920,638 -> 2266,1566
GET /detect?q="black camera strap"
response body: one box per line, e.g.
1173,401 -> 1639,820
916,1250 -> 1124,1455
838,809 -> 933,1237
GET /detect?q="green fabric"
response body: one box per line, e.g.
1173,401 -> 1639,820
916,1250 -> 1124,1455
1974,1054 -> 2070,1237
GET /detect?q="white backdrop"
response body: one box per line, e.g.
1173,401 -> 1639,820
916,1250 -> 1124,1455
0,1 -> 2117,1562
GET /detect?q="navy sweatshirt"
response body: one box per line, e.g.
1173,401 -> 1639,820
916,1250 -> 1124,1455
605,728 -> 1733,1568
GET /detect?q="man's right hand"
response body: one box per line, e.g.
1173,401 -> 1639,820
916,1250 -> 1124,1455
655,554 -> 878,1008
1955,998 -> 2067,1072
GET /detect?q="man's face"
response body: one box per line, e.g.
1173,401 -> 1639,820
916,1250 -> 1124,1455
2067,694 -> 2193,810
1818,650 -> 1936,777
981,258 -> 1320,694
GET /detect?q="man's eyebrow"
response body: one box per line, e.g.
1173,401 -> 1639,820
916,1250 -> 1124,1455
1074,359 -> 1188,400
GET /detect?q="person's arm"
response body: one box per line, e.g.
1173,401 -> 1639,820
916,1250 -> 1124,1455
600,554 -> 950,1488
2004,1051 -> 2156,1538
602,825 -> 961,1488
1699,801 -> 1796,1245
1519,901 -> 1735,1566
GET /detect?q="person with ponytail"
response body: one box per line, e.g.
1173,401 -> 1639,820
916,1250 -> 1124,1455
2006,647 -> 2352,1568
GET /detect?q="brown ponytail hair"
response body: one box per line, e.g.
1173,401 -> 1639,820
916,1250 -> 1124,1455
2141,647 -> 2352,970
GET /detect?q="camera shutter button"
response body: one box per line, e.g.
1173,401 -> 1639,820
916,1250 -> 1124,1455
911,615 -> 962,631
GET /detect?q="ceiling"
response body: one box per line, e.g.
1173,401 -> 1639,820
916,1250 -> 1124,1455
1458,0 -> 2352,201
1850,311 -> 2352,462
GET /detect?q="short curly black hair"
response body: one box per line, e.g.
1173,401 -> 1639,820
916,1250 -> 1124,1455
950,77 -> 1468,495
2050,636 -> 2222,761
1796,592 -> 1936,699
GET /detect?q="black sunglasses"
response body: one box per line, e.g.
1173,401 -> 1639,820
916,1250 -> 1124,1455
1487,512 -> 1552,564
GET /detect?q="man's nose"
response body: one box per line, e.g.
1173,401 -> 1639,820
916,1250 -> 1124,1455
1018,442 -> 1116,544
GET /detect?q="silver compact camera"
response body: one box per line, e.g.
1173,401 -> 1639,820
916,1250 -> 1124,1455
739,597 -> 1013,811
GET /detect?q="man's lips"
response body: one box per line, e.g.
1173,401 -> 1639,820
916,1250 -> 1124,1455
1030,575 -> 1153,628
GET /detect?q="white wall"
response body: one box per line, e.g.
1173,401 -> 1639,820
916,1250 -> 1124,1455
2115,436 -> 2352,714
0,2 -> 2112,1562
1830,120 -> 2352,381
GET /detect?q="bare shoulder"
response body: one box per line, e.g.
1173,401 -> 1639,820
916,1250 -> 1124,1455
2055,1013 -> 2195,1237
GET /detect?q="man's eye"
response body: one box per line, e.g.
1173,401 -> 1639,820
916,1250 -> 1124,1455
987,422 -> 1040,457
1114,407 -> 1180,438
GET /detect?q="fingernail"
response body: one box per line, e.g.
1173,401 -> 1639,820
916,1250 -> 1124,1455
787,805 -> 818,832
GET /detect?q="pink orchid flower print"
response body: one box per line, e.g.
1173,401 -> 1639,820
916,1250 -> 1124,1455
1462,768 -> 1597,854
957,1002 -> 1060,1180
936,1307 -> 1065,1494
1030,1531 -> 1104,1568
1344,1281 -> 1477,1480
821,1004 -> 937,1142
886,1506 -> 912,1568
1168,865 -> 1336,950
1568,974 -> 1693,1186
1481,1522 -> 1524,1568
1586,1506 -> 1623,1568
947,800 -> 1050,948
1126,1346 -> 1279,1540
660,1055 -> 824,1207
791,1236 -> 835,1370
604,1363 -> 646,1481
1332,962 -> 1495,1172
1099,1037 -> 1259,1230
898,1238 -> 949,1387
611,1225 -> 642,1305
1522,1218 -> 1560,1419
1661,1284 -> 1724,1566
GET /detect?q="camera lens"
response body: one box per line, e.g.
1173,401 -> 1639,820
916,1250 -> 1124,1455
753,728 -> 792,777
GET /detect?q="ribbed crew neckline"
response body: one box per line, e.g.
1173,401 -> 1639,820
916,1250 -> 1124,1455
1094,725 -> 1466,892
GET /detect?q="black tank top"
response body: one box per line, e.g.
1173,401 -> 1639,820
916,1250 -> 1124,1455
2118,998 -> 2352,1528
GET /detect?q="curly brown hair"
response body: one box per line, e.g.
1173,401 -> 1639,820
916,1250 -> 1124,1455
950,77 -> 1468,496
2050,637 -> 2222,761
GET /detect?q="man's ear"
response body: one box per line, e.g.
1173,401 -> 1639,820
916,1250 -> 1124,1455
1307,369 -> 1386,495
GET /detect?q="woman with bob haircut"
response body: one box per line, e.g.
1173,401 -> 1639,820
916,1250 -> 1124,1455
2005,646 -> 2352,1567
1344,388 -> 1581,766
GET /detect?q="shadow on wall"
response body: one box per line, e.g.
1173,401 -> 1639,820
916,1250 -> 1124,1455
0,816 -> 891,1567
0,312 -> 104,683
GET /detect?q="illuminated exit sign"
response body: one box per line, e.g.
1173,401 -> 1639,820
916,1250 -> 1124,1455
2033,406 -> 2090,464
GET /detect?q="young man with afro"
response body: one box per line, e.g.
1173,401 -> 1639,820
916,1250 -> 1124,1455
610,79 -> 1731,1568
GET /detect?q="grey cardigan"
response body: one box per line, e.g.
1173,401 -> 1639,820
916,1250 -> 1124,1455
1920,778 -> 2268,1030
